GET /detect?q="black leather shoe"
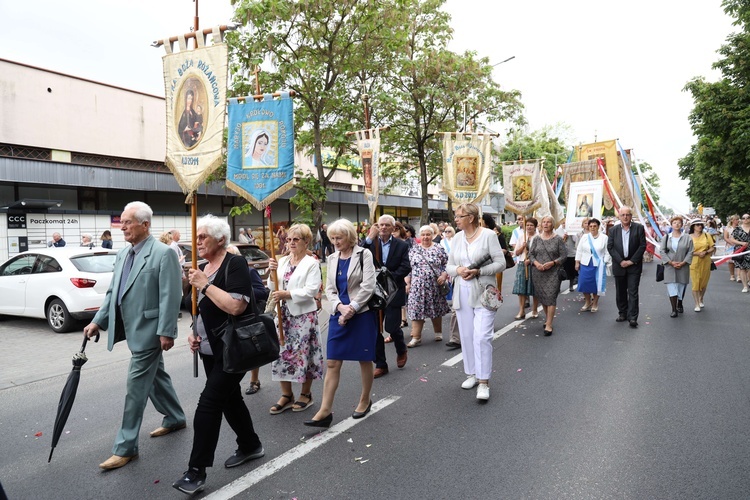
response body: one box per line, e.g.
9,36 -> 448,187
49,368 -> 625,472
224,445 -> 265,468
173,468 -> 206,496
304,413 -> 333,428
677,301 -> 684,313
445,341 -> 461,350
629,320 -> 638,328
616,315 -> 627,322
670,310 -> 678,318
352,401 -> 372,419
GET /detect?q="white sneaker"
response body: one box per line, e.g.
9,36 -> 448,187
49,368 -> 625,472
694,306 -> 701,312
700,302 -> 705,308
461,376 -> 478,390
476,383 -> 490,400
743,288 -> 748,293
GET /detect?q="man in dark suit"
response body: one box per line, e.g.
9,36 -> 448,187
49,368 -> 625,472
606,206 -> 647,328
84,201 -> 185,470
362,215 -> 411,378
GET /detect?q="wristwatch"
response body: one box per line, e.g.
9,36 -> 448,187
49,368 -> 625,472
200,283 -> 212,295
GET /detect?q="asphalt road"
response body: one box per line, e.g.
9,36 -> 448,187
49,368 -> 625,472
1,261 -> 749,499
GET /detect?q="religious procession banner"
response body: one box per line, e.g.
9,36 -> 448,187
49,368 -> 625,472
441,133 -> 493,205
226,93 -> 295,209
502,160 -> 542,216
565,180 -> 603,229
162,31 -> 228,193
536,172 -> 565,227
354,129 -> 381,223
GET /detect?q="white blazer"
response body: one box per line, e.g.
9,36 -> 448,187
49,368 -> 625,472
271,254 -> 321,316
446,227 -> 506,310
575,232 -> 611,267
325,245 -> 375,314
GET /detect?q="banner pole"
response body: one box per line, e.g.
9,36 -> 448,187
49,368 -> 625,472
191,194 -> 199,377
266,207 -> 286,346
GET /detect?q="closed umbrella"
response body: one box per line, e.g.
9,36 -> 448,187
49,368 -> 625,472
48,332 -> 99,462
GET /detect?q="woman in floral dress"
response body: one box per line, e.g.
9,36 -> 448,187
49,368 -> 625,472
405,225 -> 451,346
268,224 -> 323,415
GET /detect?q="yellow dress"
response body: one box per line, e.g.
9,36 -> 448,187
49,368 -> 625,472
690,233 -> 714,291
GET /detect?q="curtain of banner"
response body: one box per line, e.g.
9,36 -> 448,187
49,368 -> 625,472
442,133 -> 492,205
163,43 -> 228,194
225,94 -> 295,210
355,129 -> 381,223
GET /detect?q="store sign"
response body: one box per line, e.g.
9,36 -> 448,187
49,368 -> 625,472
7,213 -> 27,229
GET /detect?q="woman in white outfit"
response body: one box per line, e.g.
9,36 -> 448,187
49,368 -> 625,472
446,203 -> 506,401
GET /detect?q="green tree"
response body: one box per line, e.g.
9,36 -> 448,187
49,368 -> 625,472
229,0 -> 405,230
376,0 -> 524,226
680,0 -> 750,216
497,127 -> 569,180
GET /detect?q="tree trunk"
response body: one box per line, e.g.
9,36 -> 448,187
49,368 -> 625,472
419,156 -> 429,226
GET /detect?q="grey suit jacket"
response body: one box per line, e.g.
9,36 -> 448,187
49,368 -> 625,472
93,235 -> 182,352
325,245 -> 375,314
660,233 -> 694,284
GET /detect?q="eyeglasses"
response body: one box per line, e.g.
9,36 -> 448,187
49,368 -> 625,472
454,215 -> 470,220
743,216 -> 750,220
120,219 -> 141,227
620,213 -> 632,217
286,237 -> 302,243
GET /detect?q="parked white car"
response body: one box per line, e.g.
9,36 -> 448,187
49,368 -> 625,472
0,247 -> 117,333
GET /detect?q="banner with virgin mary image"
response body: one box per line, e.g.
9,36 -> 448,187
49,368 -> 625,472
226,93 -> 295,209
441,133 -> 493,205
355,128 -> 381,222
163,39 -> 228,193
503,160 -> 543,215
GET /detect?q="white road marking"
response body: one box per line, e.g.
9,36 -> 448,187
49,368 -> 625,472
203,395 -> 400,500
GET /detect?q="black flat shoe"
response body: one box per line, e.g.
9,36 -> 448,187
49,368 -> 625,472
670,311 -> 678,318
615,315 -> 627,322
304,413 -> 333,428
543,328 -> 553,336
629,320 -> 638,328
352,401 -> 372,419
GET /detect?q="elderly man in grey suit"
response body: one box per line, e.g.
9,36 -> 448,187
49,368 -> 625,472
84,201 -> 186,470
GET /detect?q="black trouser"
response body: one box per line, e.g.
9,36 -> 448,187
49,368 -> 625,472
614,272 -> 641,321
375,304 -> 406,369
564,257 -> 578,283
189,354 -> 261,468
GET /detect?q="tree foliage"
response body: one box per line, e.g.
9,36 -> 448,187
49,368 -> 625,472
680,0 -> 750,217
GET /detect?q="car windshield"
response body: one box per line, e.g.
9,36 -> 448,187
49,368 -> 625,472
70,253 -> 117,273
238,246 -> 268,262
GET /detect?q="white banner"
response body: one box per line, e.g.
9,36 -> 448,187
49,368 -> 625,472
442,133 -> 493,205
503,160 -> 542,215
163,42 -> 228,193
355,129 -> 381,222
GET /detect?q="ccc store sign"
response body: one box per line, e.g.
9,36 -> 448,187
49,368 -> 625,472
7,214 -> 27,229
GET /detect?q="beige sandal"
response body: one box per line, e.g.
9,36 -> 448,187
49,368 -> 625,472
407,338 -> 422,348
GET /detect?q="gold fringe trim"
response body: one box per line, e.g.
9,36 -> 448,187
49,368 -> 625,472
225,179 -> 294,211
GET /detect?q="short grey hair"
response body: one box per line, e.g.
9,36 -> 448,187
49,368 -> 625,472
327,219 -> 358,247
197,214 -> 230,248
378,214 -> 396,226
123,201 -> 153,223
419,225 -> 434,236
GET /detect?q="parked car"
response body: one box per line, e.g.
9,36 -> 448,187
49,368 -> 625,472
177,242 -> 271,310
0,247 -> 117,333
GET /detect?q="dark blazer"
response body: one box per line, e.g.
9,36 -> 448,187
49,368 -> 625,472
606,222 -> 647,276
361,236 -> 411,308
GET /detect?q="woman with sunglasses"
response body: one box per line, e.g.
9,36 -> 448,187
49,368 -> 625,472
266,224 -> 324,415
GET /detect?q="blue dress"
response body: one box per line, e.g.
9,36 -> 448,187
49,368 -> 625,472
326,257 -> 377,361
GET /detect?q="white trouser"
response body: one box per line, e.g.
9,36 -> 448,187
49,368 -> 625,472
455,284 -> 495,380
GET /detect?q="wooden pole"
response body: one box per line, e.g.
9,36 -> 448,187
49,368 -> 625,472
191,195 -> 199,377
266,209 -> 285,346
151,24 -> 237,47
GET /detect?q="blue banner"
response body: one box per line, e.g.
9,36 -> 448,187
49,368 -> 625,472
226,94 -> 295,209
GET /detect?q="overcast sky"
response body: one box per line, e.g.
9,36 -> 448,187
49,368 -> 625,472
1,0 -> 735,212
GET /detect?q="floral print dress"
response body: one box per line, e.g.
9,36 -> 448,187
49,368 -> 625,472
271,265 -> 324,383
407,244 -> 451,321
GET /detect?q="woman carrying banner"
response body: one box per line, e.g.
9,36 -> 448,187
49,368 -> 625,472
404,225 -> 451,346
266,224 -> 324,415
574,218 -> 610,313
659,216 -> 693,317
512,217 -> 539,320
688,219 -> 715,310
528,216 -> 567,336
304,219 -> 376,428
447,203 -> 505,401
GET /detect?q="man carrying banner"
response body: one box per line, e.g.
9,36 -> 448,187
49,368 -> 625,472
362,215 -> 411,378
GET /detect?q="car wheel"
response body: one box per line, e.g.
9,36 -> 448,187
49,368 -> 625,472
47,298 -> 74,333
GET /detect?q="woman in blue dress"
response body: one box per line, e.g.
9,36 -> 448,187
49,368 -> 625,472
304,219 -> 377,428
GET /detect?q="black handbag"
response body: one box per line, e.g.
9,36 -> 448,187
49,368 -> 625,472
357,250 -> 398,310
212,257 -> 280,374
557,266 -> 568,281
656,264 -> 665,282
504,252 -> 516,270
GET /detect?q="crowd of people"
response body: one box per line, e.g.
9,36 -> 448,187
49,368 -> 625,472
83,199 -> 747,496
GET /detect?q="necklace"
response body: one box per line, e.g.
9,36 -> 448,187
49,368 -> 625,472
465,227 -> 479,240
